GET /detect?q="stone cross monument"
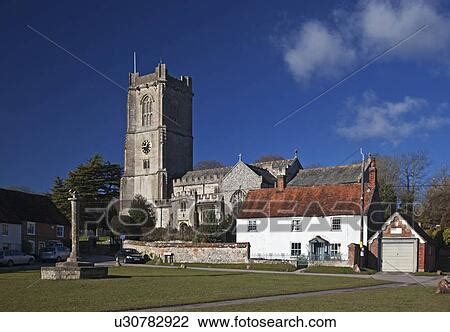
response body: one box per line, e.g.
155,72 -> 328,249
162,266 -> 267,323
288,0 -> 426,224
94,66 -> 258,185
40,189 -> 108,279
67,189 -> 79,263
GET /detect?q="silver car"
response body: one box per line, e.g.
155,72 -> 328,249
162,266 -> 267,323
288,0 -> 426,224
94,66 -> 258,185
40,246 -> 70,262
0,250 -> 35,266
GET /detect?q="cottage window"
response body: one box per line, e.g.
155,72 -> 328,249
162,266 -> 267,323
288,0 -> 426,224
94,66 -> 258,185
27,222 -> 36,235
248,220 -> 257,232
330,243 -> 341,258
331,218 -> 341,231
56,225 -> 64,238
1,224 -> 8,236
291,242 -> 301,256
291,219 -> 302,232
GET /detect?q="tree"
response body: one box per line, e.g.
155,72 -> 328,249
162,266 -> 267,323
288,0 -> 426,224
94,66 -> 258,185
50,177 -> 70,219
418,166 -> 450,229
375,155 -> 401,220
129,195 -> 156,227
254,155 -> 285,163
50,154 -> 123,226
109,195 -> 155,238
398,152 -> 429,215
193,160 -> 225,170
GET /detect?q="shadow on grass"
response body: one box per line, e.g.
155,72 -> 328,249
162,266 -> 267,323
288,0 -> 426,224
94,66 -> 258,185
110,273 -> 247,279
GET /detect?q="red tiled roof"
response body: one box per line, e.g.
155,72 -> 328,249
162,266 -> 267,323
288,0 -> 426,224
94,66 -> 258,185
239,183 -> 375,219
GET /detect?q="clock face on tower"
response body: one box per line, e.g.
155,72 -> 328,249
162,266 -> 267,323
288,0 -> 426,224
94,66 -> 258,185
141,140 -> 152,154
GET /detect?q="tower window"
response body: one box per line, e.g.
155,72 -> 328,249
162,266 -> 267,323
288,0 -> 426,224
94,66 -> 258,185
142,96 -> 152,126
143,159 -> 150,169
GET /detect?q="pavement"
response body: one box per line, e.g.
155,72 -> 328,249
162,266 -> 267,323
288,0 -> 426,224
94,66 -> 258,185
372,272 -> 444,286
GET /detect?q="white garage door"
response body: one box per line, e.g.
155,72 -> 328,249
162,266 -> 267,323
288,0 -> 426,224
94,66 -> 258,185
382,240 -> 416,272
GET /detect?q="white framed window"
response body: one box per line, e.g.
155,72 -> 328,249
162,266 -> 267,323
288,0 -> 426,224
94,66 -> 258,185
27,222 -> 36,235
1,224 -> 8,236
291,219 -> 302,232
248,220 -> 257,232
39,241 -> 46,250
331,218 -> 341,231
56,225 -> 64,238
330,243 -> 341,258
291,242 -> 301,256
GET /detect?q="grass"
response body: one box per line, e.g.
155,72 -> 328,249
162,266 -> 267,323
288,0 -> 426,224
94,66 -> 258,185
192,285 -> 450,312
0,266 -> 386,311
303,266 -> 376,275
147,262 -> 297,272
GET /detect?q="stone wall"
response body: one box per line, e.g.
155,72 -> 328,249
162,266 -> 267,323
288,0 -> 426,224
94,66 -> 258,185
124,240 -> 249,264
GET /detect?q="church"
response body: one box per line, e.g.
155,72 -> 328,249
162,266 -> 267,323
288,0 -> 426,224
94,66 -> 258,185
119,63 -> 302,228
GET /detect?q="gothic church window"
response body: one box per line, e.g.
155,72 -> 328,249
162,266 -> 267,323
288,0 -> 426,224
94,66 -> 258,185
142,96 -> 152,126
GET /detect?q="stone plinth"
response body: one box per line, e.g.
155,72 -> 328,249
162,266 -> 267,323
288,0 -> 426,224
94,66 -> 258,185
41,261 -> 108,280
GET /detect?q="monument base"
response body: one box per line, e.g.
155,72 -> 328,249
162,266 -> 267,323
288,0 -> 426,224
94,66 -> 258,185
41,261 -> 108,280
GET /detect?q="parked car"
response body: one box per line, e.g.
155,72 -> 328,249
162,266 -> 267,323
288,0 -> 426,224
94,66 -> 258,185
115,248 -> 146,264
0,250 -> 35,267
40,246 -> 70,262
45,240 -> 64,248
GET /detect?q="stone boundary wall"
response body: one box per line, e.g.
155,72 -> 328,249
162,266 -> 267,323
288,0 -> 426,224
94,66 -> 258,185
123,240 -> 250,264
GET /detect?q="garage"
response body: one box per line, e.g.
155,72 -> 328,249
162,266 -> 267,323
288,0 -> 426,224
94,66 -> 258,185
368,212 -> 436,273
381,239 -> 417,272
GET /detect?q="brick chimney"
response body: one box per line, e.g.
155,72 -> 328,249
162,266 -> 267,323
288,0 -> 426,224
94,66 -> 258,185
276,175 -> 285,192
368,157 -> 377,190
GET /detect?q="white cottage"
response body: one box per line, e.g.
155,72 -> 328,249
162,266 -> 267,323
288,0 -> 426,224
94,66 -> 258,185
236,159 -> 382,266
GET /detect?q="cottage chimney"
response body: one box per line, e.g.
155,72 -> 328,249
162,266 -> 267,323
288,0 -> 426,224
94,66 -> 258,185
276,175 -> 285,192
368,157 -> 377,190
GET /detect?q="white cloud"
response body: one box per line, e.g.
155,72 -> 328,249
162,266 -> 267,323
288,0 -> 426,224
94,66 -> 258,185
284,21 -> 356,82
337,91 -> 450,144
284,0 -> 450,82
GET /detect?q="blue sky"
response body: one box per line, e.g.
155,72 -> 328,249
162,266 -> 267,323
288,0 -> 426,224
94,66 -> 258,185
1,0 -> 449,193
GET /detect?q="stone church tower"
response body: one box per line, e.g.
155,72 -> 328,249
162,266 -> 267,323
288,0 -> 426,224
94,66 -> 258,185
120,63 -> 193,226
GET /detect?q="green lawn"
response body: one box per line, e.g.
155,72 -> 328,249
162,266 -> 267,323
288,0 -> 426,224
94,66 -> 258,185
0,266 -> 386,311
148,262 -> 297,272
192,285 -> 450,312
303,266 -> 376,275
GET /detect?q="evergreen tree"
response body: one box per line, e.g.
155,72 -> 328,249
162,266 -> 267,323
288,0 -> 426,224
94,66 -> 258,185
50,154 -> 123,227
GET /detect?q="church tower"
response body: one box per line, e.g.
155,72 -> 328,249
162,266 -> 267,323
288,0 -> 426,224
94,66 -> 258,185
120,63 -> 193,226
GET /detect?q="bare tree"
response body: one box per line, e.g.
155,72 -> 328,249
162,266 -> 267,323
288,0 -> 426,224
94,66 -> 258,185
193,160 -> 225,170
399,151 -> 429,215
418,166 -> 450,228
254,155 -> 285,163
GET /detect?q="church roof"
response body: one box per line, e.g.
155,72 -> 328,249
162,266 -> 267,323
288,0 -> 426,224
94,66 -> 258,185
246,164 -> 277,185
177,158 -> 298,185
287,163 -> 362,187
252,158 -> 297,173
178,166 -> 232,184
0,188 -> 69,225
